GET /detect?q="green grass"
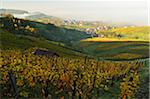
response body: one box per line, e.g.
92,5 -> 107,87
0,17 -> 91,45
0,17 -> 149,60
81,37 -> 149,42
75,41 -> 149,60
97,26 -> 150,41
0,28 -> 85,58
134,60 -> 149,98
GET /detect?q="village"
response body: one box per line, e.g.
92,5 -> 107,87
63,19 -> 134,38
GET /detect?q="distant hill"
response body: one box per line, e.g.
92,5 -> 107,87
0,9 -> 58,20
0,9 -> 28,14
25,12 -> 54,20
96,26 -> 149,41
0,9 -> 114,31
25,12 -> 63,26
0,9 -> 63,26
111,26 -> 150,40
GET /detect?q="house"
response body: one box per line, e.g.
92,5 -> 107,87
33,49 -> 59,57
98,34 -> 105,38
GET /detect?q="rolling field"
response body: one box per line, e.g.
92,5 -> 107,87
76,38 -> 149,60
97,26 -> 150,41
111,26 -> 149,41
0,16 -> 149,98
81,37 -> 149,42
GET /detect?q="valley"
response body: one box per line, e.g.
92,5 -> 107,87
0,8 -> 149,99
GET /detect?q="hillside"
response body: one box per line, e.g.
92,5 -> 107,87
0,9 -> 63,26
25,12 -> 53,19
0,28 -> 86,57
25,12 -> 63,26
0,16 -> 149,60
0,9 -> 28,14
81,37 -> 149,42
112,26 -> 150,40
0,16 -> 91,46
97,26 -> 150,41
74,38 -> 149,60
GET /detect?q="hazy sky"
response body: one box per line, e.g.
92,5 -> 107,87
1,0 -> 148,25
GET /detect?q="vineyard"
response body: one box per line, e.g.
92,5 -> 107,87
0,15 -> 149,99
0,49 -> 148,99
75,40 -> 149,61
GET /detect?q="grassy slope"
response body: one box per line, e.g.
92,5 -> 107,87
81,37 -> 149,42
97,26 -> 150,41
112,26 -> 149,35
112,26 -> 149,40
79,26 -> 150,60
0,28 -> 85,58
0,17 -> 149,60
75,39 -> 149,60
0,17 -> 91,45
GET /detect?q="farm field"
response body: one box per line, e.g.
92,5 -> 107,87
96,26 -> 150,41
111,26 -> 149,40
0,50 -> 149,98
0,9 -> 149,99
76,38 -> 149,60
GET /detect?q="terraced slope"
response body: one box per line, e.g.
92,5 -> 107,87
75,38 -> 149,60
